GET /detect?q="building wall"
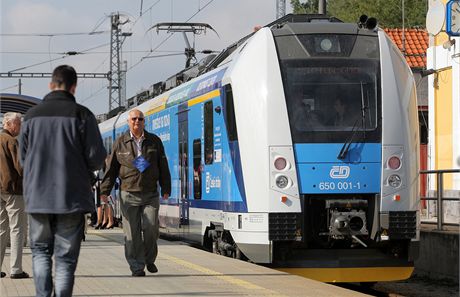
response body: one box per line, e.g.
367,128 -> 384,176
426,0 -> 460,221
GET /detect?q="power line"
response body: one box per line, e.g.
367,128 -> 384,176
129,0 -> 215,72
5,43 -> 110,73
80,84 -> 108,104
0,73 -> 108,79
7,55 -> 68,73
81,42 -> 111,53
185,0 -> 215,22
0,84 -> 19,92
0,31 -> 109,37
141,52 -> 186,59
136,0 -> 162,22
90,15 -> 110,34
0,49 -> 182,55
129,33 -> 175,71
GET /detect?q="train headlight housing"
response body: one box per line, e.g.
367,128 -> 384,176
388,174 -> 402,188
275,175 -> 289,188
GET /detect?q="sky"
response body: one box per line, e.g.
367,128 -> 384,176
0,0 -> 293,116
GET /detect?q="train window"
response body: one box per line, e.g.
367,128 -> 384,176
193,139 -> 202,199
204,101 -> 214,164
108,136 -> 113,154
278,57 -> 381,143
223,85 -> 238,142
419,110 -> 428,145
275,34 -> 378,59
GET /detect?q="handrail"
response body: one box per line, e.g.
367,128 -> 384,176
419,169 -> 460,230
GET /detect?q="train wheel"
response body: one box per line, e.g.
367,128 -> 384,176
235,247 -> 242,259
212,241 -> 219,254
360,282 -> 377,288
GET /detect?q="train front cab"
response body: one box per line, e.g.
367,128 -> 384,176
268,22 -> 420,283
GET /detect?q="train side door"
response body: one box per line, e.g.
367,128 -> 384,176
203,99 -> 223,203
178,102 -> 189,226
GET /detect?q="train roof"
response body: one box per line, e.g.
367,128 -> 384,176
104,14 -> 379,123
272,22 -> 379,37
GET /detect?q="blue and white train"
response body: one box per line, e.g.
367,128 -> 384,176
99,15 -> 420,283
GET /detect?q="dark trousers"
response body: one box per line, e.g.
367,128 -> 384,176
119,191 -> 159,273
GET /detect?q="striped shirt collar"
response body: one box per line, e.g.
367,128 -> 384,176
130,131 -> 145,157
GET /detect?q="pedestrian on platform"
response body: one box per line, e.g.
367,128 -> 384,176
94,158 -> 115,230
19,65 -> 106,297
0,112 -> 29,279
100,108 -> 171,277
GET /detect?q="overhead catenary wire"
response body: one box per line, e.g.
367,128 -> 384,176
79,84 -> 108,104
0,49 -> 183,55
135,0 -> 162,25
128,0 -> 215,72
0,31 -> 108,37
0,84 -> 19,92
8,55 -> 69,73
90,15 -> 110,34
2,0 -> 216,112
3,1 -> 215,76
6,43 -> 110,73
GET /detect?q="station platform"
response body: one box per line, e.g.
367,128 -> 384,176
1,228 -> 367,297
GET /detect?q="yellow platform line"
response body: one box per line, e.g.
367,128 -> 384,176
161,253 -> 287,296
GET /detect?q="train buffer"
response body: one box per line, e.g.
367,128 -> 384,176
0,228 -> 368,296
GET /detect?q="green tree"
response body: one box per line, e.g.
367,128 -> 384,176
291,0 -> 427,28
290,0 -> 319,14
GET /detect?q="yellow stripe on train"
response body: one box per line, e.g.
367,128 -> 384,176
276,266 -> 414,283
145,89 -> 221,116
188,89 -> 220,107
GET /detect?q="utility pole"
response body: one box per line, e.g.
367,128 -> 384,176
120,60 -> 127,107
318,0 -> 327,14
276,0 -> 286,19
109,12 -> 131,112
18,79 -> 22,94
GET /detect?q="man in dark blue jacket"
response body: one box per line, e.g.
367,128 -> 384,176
19,65 -> 106,297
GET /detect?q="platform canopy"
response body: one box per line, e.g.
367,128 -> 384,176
0,93 -> 41,115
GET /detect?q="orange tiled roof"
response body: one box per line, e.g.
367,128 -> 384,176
384,28 -> 428,68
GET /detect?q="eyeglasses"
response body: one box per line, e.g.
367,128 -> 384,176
130,117 -> 144,122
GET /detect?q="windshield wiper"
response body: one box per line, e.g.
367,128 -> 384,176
337,82 -> 368,160
337,118 -> 360,160
359,82 -> 367,140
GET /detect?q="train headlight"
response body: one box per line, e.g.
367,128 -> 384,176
388,156 -> 401,170
388,174 -> 402,188
320,38 -> 333,51
275,175 -> 289,188
274,156 -> 288,171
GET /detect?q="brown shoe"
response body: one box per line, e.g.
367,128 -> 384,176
10,272 -> 29,279
0,272 -> 5,278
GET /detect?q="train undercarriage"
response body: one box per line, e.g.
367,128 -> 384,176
205,194 -> 418,283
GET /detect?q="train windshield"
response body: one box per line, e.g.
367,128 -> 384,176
275,34 -> 381,143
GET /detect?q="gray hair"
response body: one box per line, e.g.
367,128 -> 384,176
2,112 -> 22,127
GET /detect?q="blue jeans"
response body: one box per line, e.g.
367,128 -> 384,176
29,213 -> 84,297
